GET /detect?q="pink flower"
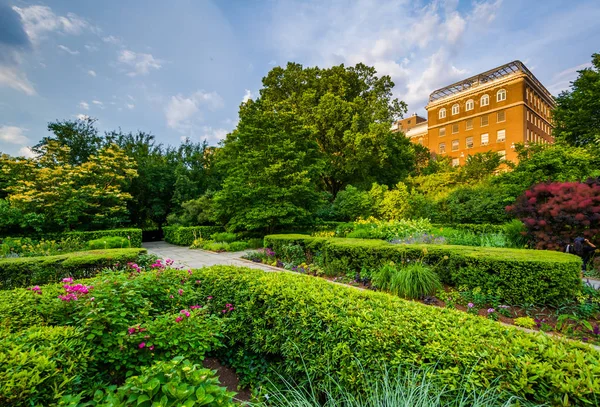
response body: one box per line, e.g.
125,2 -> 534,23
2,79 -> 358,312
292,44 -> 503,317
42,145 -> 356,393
207,296 -> 213,300
138,342 -> 146,349
190,305 -> 202,309
28,286 -> 42,294
170,295 -> 174,299
149,345 -> 154,351
62,277 -> 73,283
175,316 -> 183,323
188,269 -> 192,275
178,289 -> 184,296
180,309 -> 191,317
89,297 -> 95,302
195,280 -> 201,284
128,327 -> 136,335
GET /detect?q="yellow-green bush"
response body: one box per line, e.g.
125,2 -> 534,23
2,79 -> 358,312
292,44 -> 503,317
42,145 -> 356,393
263,234 -> 581,304
162,226 -> 224,246
0,248 -> 146,289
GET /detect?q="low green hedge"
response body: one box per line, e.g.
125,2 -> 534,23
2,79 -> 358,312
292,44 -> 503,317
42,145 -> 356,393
431,223 -> 506,234
263,235 -> 582,304
193,266 -> 600,406
0,248 -> 147,289
1,228 -> 143,248
163,226 -> 224,246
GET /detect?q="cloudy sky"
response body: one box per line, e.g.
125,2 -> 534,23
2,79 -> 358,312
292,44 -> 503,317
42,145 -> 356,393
1,0 -> 599,157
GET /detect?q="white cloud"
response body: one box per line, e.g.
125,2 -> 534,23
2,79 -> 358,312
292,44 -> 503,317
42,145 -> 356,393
102,35 -> 121,45
18,146 -> 36,158
201,126 -> 228,144
0,126 -> 29,144
126,103 -> 135,109
58,45 -> 79,55
84,44 -> 98,52
12,5 -> 91,44
118,50 -> 162,76
88,70 -> 97,77
165,90 -> 224,131
79,101 -> 89,110
242,89 -> 254,103
0,66 -> 36,95
547,61 -> 593,95
76,114 -> 90,120
92,100 -> 104,108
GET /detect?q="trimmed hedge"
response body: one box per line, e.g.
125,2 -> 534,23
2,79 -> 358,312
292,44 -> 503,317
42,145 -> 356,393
163,226 -> 224,246
0,248 -> 147,289
431,223 -> 506,234
264,234 -> 582,304
193,266 -> 600,406
1,228 -> 143,248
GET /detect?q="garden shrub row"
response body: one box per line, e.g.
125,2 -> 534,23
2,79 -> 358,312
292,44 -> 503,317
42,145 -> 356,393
0,248 -> 146,289
263,235 -> 582,304
431,223 -> 506,234
1,228 -> 143,248
163,226 -> 224,246
192,266 -> 600,406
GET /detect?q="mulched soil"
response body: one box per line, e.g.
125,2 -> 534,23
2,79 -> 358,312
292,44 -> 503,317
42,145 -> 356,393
202,357 -> 252,403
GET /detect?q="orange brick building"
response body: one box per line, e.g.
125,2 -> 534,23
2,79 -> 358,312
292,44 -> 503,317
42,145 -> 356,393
393,61 -> 555,165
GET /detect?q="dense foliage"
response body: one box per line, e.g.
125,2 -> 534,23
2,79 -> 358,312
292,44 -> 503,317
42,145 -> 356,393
509,178 -> 600,250
264,235 -> 581,304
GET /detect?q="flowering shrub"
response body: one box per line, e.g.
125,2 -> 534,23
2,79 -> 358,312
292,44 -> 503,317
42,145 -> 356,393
507,178 -> 600,250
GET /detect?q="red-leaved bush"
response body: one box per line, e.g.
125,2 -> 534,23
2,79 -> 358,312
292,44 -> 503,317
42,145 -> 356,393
507,178 -> 600,250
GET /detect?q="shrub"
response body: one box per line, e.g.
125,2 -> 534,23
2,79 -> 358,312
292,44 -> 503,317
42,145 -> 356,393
228,241 -> 249,252
247,238 -> 264,249
87,236 -> 131,250
338,218 -> 432,241
93,357 -> 235,406
389,263 -> 442,299
508,178 -> 600,250
163,226 -> 224,246
514,317 -> 536,329
203,241 -> 230,252
503,219 -> 529,248
191,266 -> 600,405
263,235 -> 581,304
211,232 -> 238,243
1,236 -> 86,258
0,248 -> 146,289
0,326 -> 91,406
14,228 -> 143,248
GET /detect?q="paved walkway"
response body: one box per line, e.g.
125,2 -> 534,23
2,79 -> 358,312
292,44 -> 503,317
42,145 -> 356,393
143,241 -> 276,271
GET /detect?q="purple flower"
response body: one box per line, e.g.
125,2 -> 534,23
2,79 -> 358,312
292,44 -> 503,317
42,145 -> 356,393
467,303 -> 474,308
62,277 -> 73,283
487,308 -> 495,313
593,325 -> 599,336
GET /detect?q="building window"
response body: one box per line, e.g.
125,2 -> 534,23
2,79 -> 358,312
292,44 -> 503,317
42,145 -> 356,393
452,123 -> 459,134
452,158 -> 460,167
466,137 -> 474,149
451,139 -> 459,151
481,133 -> 489,145
497,110 -> 505,122
439,143 -> 446,154
465,99 -> 474,111
480,94 -> 489,106
481,115 -> 489,126
439,108 -> 446,119
527,128 -> 530,141
452,104 -> 459,115
439,127 -> 446,137
496,89 -> 507,102
466,119 -> 473,130
499,150 -> 506,160
527,110 -> 530,121
497,129 -> 506,142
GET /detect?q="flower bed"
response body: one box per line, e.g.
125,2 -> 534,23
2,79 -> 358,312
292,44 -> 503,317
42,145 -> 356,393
263,234 -> 582,305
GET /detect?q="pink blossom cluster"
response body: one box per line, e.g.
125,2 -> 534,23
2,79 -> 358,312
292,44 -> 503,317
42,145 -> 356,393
58,283 -> 93,302
190,305 -> 202,310
150,259 -> 165,269
222,303 -> 235,313
138,342 -> 154,350
175,308 -> 191,323
127,325 -> 147,335
28,285 -> 42,294
127,262 -> 142,273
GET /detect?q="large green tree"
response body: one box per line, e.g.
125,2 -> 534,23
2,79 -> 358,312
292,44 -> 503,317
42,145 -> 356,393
553,53 -> 600,147
213,99 -> 322,232
259,62 -> 415,196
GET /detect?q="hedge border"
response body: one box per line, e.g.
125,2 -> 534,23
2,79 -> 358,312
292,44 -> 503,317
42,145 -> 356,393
1,228 -> 143,248
263,234 -> 582,304
0,248 -> 147,289
162,226 -> 224,246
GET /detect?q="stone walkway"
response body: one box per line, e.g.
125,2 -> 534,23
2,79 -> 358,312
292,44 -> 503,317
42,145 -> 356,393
142,241 -> 276,271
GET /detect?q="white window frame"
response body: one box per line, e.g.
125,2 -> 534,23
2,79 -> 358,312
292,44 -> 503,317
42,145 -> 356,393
439,108 -> 446,119
452,104 -> 459,115
452,158 -> 460,167
481,133 -> 489,145
465,99 -> 474,111
465,119 -> 473,130
480,94 -> 489,106
499,150 -> 506,160
497,110 -> 505,123
439,143 -> 446,154
481,115 -> 489,127
451,139 -> 459,151
439,127 -> 446,137
496,89 -> 507,102
497,129 -> 506,142
466,137 -> 474,149
452,123 -> 459,134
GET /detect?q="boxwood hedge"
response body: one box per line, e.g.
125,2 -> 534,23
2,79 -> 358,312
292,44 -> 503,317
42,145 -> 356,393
263,234 -> 582,305
162,226 -> 224,246
1,228 -> 143,248
0,248 -> 146,289
193,266 -> 600,406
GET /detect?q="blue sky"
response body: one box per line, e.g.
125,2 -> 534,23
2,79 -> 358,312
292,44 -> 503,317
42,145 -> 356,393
1,0 -> 599,157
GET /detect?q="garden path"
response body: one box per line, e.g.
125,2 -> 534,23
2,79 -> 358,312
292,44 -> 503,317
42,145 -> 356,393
142,241 -> 279,271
